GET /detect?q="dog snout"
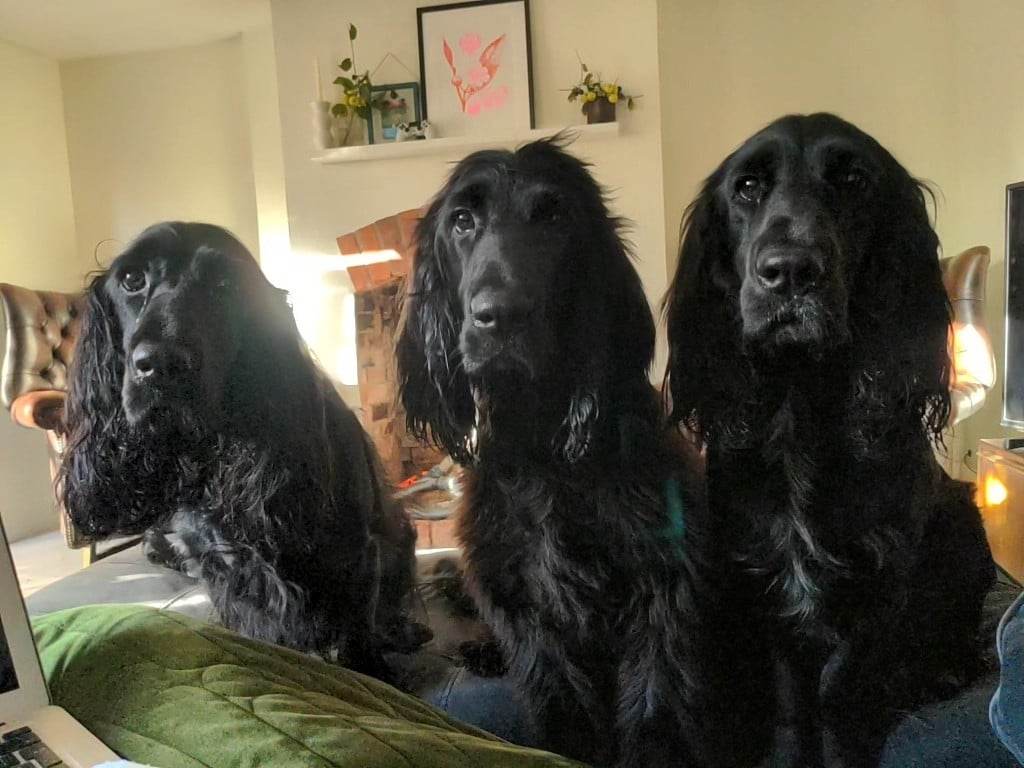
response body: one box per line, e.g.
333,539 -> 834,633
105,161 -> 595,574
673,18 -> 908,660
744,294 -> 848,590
470,291 -> 529,334
755,248 -> 824,297
130,341 -> 197,381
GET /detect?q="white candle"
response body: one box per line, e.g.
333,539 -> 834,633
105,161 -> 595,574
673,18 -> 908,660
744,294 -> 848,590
314,56 -> 323,102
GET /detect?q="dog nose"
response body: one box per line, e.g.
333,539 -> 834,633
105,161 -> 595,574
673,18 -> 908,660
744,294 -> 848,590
469,293 -> 528,333
755,251 -> 823,296
131,342 -> 192,380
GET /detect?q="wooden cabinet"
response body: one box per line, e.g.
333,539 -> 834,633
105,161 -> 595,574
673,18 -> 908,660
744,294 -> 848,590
978,438 -> 1024,582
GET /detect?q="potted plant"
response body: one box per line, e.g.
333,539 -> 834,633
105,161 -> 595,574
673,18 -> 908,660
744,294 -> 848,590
564,56 -> 639,124
332,24 -> 372,145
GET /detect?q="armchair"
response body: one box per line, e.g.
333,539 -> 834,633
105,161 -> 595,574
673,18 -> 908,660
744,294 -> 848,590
942,245 -> 997,426
0,283 -> 101,562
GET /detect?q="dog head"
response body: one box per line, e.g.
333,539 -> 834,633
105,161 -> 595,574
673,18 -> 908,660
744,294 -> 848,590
397,136 -> 654,462
665,113 -> 950,438
73,222 -> 291,433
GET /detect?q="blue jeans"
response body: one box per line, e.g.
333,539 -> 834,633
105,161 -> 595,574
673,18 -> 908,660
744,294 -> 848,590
992,590 -> 1024,764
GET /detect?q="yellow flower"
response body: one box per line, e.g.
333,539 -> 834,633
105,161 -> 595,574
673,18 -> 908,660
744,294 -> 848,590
585,90 -> 597,102
602,83 -> 617,95
608,92 -> 619,104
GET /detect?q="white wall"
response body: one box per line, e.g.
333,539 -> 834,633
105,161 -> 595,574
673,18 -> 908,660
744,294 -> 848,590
61,37 -> 261,264
941,1 -> 1024,460
268,0 -> 668,385
658,0 -> 958,262
0,40 -> 82,541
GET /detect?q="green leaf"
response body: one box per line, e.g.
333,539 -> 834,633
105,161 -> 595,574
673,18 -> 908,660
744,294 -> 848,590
340,58 -> 352,71
390,90 -> 398,98
349,23 -> 357,41
584,72 -> 593,85
334,76 -> 355,89
332,103 -> 349,117
627,97 -> 635,109
581,62 -> 588,72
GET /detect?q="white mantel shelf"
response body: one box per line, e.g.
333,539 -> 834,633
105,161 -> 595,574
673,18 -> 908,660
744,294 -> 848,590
312,121 -> 620,164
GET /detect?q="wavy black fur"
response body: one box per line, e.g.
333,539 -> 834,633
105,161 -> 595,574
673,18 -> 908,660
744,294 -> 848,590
59,222 -> 426,673
397,137 -> 748,767
664,113 -> 995,767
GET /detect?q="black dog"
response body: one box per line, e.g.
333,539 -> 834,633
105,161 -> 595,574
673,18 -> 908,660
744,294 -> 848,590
396,137 -> 740,767
60,222 -> 427,674
664,113 -> 995,767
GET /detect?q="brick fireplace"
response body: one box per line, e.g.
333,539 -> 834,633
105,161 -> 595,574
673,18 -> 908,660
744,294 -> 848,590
338,210 -> 455,548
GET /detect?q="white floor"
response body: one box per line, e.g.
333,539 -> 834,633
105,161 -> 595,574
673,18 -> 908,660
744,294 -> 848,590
10,530 -> 83,597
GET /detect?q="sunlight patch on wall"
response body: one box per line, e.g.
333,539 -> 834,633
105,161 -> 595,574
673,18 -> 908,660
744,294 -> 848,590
259,242 -> 363,387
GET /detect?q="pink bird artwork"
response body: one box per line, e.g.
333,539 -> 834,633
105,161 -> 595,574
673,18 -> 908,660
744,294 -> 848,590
442,32 -> 509,116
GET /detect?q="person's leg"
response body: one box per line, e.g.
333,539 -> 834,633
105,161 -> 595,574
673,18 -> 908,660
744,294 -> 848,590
991,590 -> 1024,764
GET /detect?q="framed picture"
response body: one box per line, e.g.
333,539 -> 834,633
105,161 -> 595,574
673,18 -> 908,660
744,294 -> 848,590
416,0 -> 534,138
369,82 -> 421,143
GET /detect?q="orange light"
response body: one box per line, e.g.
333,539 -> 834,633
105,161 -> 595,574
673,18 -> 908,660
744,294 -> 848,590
985,475 -> 1008,506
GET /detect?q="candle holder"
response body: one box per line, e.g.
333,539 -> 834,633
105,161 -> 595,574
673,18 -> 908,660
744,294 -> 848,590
310,100 -> 334,151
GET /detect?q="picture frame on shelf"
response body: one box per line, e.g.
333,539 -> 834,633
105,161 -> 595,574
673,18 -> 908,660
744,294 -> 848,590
416,0 -> 534,139
369,82 -> 422,144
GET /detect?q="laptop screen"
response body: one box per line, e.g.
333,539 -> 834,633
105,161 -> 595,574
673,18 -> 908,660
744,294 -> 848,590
0,616 -> 19,693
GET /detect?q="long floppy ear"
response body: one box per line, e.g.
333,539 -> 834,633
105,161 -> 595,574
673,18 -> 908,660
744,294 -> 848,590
59,274 -> 134,536
663,174 -> 749,440
553,214 -> 656,463
854,178 -> 951,441
395,200 -> 475,462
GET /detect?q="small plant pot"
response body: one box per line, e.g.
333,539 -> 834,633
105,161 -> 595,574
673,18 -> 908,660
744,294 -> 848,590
583,98 -> 617,124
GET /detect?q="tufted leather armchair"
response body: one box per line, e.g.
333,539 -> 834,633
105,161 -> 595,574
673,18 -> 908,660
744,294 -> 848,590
0,283 -> 92,555
941,246 -> 997,426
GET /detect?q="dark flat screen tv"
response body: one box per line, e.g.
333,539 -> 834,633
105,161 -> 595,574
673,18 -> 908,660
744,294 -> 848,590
1004,181 -> 1024,430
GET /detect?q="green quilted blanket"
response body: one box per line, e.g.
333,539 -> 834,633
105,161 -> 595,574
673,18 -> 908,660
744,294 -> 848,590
33,605 -> 578,768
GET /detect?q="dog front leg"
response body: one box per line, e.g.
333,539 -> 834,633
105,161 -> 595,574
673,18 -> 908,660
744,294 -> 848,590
770,638 -> 826,768
818,637 -> 899,768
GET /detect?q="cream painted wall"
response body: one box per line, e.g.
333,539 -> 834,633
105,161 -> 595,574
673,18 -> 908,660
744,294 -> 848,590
657,0 -> 1024,474
0,41 -> 81,541
268,0 -> 668,389
658,0 -> 958,262
61,37 -> 261,265
942,1 -> 1024,460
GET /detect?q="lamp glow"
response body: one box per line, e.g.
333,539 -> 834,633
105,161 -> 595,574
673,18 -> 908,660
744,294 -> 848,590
984,475 -> 1008,506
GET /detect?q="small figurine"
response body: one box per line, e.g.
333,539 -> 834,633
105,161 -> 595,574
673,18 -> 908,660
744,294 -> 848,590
394,121 -> 434,142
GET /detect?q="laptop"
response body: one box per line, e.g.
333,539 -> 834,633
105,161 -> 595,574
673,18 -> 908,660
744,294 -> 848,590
0,515 -> 117,768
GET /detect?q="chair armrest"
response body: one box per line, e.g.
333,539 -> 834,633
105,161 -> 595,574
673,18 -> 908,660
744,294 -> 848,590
11,390 -> 66,432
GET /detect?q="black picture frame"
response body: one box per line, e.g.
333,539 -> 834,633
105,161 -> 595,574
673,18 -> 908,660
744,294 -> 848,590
416,0 -> 535,133
369,82 -> 422,144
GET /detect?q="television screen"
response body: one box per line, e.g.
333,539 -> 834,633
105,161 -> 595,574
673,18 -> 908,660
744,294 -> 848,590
1004,182 -> 1024,430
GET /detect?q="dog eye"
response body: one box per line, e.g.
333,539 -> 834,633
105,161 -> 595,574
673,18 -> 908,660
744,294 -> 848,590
735,176 -> 764,204
453,209 -> 475,234
120,269 -> 147,294
837,169 -> 866,189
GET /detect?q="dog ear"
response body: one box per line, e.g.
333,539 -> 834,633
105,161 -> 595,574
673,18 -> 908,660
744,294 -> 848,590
855,178 -> 951,441
396,202 -> 476,462
60,274 -> 132,536
663,175 -> 748,440
554,216 -> 654,464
